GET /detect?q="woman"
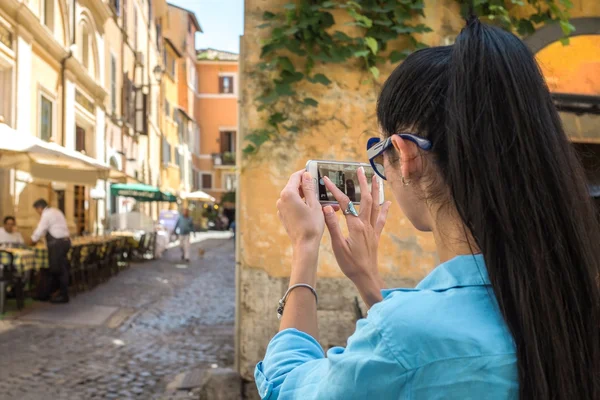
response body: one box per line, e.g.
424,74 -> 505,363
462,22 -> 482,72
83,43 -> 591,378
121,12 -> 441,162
255,18 -> 600,400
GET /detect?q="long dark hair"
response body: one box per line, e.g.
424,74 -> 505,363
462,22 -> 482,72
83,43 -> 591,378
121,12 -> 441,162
377,19 -> 600,399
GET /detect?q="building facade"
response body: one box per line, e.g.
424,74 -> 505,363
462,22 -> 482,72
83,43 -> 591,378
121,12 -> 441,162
0,0 -> 187,237
196,48 -> 238,221
162,4 -> 201,197
0,0 -> 111,236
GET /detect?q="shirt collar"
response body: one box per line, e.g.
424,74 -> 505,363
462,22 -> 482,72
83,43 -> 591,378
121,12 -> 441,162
381,254 -> 489,297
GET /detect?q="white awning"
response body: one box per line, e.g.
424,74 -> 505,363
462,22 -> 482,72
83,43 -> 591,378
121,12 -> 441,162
0,123 -> 110,185
183,190 -> 216,202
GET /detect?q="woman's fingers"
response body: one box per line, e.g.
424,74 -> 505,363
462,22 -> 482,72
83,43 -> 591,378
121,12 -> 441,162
323,206 -> 346,249
357,167 -> 372,223
375,201 -> 392,236
280,170 -> 307,204
323,176 -> 351,212
370,175 -> 381,227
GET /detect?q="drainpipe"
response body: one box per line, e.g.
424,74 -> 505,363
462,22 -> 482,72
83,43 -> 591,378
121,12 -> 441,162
60,51 -> 73,147
61,0 -> 77,146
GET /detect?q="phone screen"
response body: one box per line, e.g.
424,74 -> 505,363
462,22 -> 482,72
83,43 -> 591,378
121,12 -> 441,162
315,162 -> 377,203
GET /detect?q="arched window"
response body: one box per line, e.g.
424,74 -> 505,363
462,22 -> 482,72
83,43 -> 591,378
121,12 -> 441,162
41,0 -> 55,32
81,24 -> 89,70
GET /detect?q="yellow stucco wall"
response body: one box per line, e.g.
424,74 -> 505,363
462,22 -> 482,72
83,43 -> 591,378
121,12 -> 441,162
239,0 -> 466,282
160,50 -> 182,194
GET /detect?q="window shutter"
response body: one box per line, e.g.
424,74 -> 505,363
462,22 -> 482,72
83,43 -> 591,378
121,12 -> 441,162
135,90 -> 148,135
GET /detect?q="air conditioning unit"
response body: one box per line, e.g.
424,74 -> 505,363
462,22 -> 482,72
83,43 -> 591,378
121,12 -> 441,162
135,51 -> 144,66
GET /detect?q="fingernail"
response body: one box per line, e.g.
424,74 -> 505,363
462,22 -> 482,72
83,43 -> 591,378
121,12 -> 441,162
303,172 -> 311,180
359,166 -> 365,175
323,176 -> 330,182
323,206 -> 334,215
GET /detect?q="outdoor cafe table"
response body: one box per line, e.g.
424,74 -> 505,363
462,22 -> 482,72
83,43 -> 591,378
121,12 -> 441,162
30,236 -> 120,270
0,248 -> 36,275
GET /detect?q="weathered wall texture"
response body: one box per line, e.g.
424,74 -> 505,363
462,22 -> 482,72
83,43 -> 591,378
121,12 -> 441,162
236,0 -> 600,390
237,0 -> 465,382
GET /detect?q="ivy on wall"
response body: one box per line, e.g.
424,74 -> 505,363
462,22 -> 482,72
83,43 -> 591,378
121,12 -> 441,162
244,0 -> 575,155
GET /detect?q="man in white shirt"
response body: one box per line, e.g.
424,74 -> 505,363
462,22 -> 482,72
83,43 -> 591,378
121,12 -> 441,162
32,199 -> 71,303
0,216 -> 25,245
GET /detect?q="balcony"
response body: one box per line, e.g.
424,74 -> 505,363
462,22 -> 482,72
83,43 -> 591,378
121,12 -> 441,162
213,152 -> 236,167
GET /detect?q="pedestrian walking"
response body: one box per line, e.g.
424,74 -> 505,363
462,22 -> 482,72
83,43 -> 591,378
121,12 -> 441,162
256,17 -> 600,400
174,208 -> 194,262
31,199 -> 71,304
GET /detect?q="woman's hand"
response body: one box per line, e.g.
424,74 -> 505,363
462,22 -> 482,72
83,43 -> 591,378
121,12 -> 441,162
323,168 -> 391,307
277,170 -> 325,250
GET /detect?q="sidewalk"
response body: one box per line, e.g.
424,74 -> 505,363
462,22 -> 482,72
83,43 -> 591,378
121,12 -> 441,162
166,231 -> 233,250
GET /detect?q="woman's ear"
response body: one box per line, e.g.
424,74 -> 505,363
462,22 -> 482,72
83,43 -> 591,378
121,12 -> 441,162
390,135 -> 423,180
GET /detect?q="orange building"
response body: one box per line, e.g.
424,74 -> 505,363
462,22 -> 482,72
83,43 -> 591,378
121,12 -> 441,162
195,49 -> 239,220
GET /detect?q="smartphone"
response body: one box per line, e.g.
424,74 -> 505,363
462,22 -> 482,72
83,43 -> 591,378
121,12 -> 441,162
305,160 -> 384,205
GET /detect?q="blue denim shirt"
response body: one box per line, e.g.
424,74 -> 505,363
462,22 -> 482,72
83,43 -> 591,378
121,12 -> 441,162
174,216 -> 194,236
255,254 -> 517,399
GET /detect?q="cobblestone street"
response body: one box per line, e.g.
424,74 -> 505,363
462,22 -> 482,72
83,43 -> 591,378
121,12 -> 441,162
0,235 -> 236,400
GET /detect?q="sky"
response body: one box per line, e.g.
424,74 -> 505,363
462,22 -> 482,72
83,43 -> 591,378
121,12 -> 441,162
168,0 -> 245,54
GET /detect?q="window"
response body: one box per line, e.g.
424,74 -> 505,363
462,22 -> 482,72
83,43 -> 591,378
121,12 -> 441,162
223,173 -> 237,191
81,25 -> 89,70
219,76 -> 234,94
0,66 -> 13,126
188,20 -> 192,34
162,138 -> 171,165
110,55 -> 117,113
76,125 -> 86,152
220,131 -> 236,153
74,185 -> 86,235
41,0 -> 54,32
174,147 -> 181,167
164,100 -> 170,118
39,95 -> 53,141
201,174 -> 212,189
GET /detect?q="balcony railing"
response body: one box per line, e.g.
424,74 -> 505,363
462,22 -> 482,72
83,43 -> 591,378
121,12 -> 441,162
213,152 -> 236,166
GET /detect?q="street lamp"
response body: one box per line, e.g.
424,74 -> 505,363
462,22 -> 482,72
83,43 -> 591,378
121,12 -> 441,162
152,65 -> 163,84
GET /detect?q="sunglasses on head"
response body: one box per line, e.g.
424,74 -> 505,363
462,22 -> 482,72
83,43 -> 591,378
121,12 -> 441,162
367,134 -> 432,180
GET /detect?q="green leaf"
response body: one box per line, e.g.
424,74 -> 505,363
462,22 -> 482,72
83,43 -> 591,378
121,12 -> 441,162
308,73 -> 332,86
517,19 -> 535,36
353,50 -> 370,58
559,20 -> 575,36
268,112 -> 286,127
278,70 -> 304,84
320,1 -> 336,9
365,37 -> 379,55
243,144 -> 256,154
347,1 -> 362,10
374,19 -> 393,27
283,3 -> 296,10
333,31 -> 352,42
246,132 -> 269,147
262,11 -> 276,20
275,83 -> 295,96
257,91 -> 279,105
285,125 -> 300,133
389,50 -> 410,63
303,98 -> 319,107
369,66 -> 380,79
560,36 -> 570,45
348,9 -> 373,28
510,0 -> 525,5
277,56 -> 295,72
257,22 -> 271,29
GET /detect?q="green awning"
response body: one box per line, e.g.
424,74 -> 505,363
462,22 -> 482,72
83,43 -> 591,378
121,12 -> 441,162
111,183 -> 178,203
